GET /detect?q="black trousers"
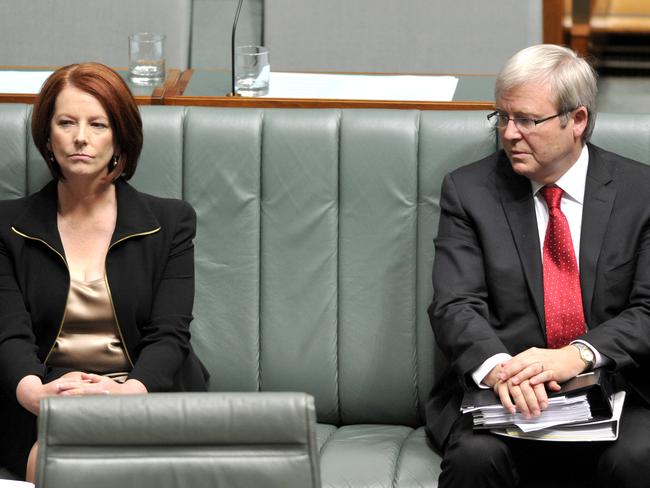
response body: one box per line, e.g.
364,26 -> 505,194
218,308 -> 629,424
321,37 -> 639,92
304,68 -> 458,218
0,389 -> 36,480
438,392 -> 650,488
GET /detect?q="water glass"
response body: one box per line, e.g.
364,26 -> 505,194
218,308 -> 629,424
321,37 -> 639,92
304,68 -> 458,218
235,45 -> 270,96
129,33 -> 165,85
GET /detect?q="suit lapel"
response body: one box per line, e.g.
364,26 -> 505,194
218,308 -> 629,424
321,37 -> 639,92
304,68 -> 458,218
580,144 -> 615,326
497,155 -> 546,328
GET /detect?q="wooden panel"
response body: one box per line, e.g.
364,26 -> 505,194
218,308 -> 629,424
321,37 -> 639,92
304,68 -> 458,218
570,0 -> 593,56
591,0 -> 650,33
163,96 -> 494,111
544,0 -> 566,44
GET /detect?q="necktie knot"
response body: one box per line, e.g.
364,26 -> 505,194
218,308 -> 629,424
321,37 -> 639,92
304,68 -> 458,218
541,185 -> 563,210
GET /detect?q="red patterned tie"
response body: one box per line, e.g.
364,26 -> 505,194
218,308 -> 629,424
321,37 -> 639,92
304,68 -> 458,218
541,186 -> 586,348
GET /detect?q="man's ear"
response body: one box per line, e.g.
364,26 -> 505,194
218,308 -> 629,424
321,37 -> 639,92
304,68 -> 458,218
572,106 -> 589,140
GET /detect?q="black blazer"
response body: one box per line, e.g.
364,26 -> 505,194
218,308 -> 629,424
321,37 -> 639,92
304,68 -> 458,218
426,144 -> 650,451
0,179 -> 208,396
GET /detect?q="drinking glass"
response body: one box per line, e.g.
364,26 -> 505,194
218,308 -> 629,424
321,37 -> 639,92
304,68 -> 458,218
129,33 -> 165,85
235,45 -> 270,96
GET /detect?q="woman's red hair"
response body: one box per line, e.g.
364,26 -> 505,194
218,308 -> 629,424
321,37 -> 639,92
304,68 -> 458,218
31,62 -> 143,180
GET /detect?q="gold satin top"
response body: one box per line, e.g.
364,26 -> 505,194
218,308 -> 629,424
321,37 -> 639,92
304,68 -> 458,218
46,276 -> 131,380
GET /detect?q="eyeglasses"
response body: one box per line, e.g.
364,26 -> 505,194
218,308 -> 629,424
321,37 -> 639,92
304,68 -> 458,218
487,110 -> 569,132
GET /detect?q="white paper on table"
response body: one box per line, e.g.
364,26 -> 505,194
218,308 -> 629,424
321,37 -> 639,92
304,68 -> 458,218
0,71 -> 52,94
0,480 -> 35,487
264,72 -> 459,101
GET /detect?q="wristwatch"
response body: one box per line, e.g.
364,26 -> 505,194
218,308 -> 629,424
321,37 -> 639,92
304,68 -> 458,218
573,343 -> 595,371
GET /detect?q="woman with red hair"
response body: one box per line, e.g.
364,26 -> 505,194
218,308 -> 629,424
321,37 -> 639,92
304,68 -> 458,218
0,63 -> 208,481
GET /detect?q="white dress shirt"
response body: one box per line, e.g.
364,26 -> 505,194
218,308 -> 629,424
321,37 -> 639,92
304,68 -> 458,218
472,145 -> 603,387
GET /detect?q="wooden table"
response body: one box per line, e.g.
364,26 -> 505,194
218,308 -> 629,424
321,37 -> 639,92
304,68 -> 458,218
1,67 -> 496,110
0,67 -> 181,105
165,69 -> 496,110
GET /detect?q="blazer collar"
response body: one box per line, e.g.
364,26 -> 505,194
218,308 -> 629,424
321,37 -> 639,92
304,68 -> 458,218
12,179 -> 160,257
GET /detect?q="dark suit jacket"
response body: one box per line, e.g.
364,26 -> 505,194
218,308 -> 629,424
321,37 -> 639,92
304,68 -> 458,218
0,178 -> 208,395
425,143 -> 650,452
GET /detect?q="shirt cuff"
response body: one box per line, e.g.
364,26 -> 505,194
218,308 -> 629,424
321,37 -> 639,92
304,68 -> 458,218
471,353 -> 513,388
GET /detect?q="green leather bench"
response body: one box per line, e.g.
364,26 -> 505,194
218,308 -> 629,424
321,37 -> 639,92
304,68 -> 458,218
1,104 -> 649,487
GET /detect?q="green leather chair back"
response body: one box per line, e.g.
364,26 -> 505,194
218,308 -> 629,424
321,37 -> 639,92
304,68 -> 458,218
37,392 -> 320,488
591,113 -> 650,163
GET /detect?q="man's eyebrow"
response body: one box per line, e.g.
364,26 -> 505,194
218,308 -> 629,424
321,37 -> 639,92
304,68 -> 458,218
498,111 -> 539,119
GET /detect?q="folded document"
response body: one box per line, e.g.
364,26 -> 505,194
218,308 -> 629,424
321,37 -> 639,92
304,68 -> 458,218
461,369 -> 623,441
492,391 -> 625,442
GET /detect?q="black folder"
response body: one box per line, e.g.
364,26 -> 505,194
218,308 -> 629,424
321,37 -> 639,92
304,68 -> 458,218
461,368 -> 614,419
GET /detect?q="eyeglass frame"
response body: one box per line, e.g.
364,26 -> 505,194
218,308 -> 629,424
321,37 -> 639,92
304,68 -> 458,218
486,108 -> 577,133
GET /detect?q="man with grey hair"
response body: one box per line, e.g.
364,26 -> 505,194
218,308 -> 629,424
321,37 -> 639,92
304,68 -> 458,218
426,44 -> 650,487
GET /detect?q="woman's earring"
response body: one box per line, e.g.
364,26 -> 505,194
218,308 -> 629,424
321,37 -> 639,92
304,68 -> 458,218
48,152 -> 55,163
110,155 -> 119,171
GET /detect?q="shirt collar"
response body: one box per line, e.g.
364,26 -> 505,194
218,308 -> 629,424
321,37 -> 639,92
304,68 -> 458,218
531,144 -> 589,204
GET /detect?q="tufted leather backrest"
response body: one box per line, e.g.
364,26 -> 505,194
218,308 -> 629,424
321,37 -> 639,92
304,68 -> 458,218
179,108 -> 496,427
2,105 -> 648,427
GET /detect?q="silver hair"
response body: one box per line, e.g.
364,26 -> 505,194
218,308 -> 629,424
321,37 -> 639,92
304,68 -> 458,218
495,44 -> 598,142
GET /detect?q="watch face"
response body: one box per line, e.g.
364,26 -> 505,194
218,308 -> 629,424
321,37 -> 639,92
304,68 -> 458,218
580,345 -> 594,364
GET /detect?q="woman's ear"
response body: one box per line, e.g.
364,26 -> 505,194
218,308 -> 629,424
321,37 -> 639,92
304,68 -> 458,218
109,154 -> 120,171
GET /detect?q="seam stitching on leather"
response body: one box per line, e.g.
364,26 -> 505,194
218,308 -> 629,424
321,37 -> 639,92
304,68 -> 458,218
413,110 -> 422,424
390,428 -> 416,488
25,105 -> 30,196
305,396 -> 320,487
317,425 -> 337,455
335,109 -> 342,425
257,109 -> 264,391
181,107 -> 188,201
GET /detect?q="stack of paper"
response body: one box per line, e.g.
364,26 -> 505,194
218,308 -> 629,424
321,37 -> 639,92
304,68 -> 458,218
460,370 -> 624,441
463,393 -> 592,432
492,391 -> 625,442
